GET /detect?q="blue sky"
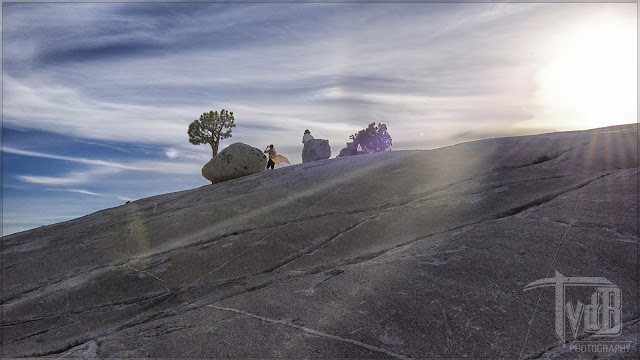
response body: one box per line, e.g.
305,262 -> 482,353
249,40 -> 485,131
2,2 -> 637,235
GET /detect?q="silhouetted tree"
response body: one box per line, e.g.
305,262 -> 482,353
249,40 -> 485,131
338,122 -> 392,157
188,109 -> 235,157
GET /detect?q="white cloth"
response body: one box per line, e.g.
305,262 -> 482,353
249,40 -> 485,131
302,134 -> 314,143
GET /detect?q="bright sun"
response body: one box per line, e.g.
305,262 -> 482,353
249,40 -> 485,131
534,16 -> 637,130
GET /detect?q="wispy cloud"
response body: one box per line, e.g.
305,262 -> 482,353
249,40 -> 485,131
3,146 -> 140,170
69,189 -> 104,196
2,75 -> 194,145
165,148 -> 179,159
4,146 -> 203,175
45,188 -> 105,197
18,174 -> 90,186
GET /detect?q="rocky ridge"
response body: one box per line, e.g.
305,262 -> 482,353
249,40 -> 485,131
1,124 -> 637,358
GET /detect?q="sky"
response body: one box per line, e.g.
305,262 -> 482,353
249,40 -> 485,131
2,1 -> 637,235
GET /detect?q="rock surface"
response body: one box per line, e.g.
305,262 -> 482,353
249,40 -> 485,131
302,138 -> 331,163
2,124 -> 638,358
201,142 -> 267,183
338,142 -> 358,157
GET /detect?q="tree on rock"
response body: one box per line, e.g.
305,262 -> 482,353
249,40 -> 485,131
188,109 -> 236,157
338,122 -> 392,156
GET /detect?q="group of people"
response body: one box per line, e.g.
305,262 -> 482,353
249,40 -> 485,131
264,129 -> 314,169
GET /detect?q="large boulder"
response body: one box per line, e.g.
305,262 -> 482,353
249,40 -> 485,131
202,142 -> 267,183
302,139 -> 331,163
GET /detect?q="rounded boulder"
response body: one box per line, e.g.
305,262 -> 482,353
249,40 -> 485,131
202,143 -> 267,183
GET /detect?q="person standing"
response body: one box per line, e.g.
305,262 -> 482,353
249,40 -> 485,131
302,129 -> 314,144
264,144 -> 277,169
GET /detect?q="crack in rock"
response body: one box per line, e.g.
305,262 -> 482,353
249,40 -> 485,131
207,304 -> 411,360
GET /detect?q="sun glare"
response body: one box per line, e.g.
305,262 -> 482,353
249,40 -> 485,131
534,16 -> 637,130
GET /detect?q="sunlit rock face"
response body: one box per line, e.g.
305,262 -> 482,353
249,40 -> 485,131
302,138 -> 331,163
2,124 -> 637,358
201,142 -> 267,183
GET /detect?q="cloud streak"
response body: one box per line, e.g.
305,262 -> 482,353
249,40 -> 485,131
18,174 -> 90,186
3,146 -> 204,175
45,188 -> 105,197
3,146 -> 140,170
